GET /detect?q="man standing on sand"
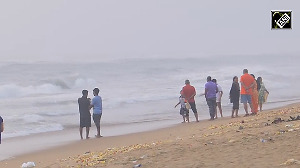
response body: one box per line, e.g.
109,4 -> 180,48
240,69 -> 255,116
78,90 -> 91,139
205,76 -> 218,120
182,80 -> 199,122
90,88 -> 103,138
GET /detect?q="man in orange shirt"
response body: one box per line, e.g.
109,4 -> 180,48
182,80 -> 199,122
240,69 -> 255,116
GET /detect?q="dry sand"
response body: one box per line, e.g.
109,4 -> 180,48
1,104 -> 300,168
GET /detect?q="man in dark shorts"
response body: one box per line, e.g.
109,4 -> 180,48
205,76 -> 218,120
182,80 -> 199,122
0,116 -> 3,144
78,90 -> 91,139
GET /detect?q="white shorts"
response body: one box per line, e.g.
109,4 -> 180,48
216,96 -> 221,103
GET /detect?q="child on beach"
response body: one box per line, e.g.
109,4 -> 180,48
257,77 -> 269,112
212,79 -> 223,118
0,116 -> 3,144
175,91 -> 189,123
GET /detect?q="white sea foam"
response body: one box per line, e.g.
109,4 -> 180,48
0,83 -> 63,99
74,78 -> 97,88
4,123 -> 64,138
22,114 -> 45,123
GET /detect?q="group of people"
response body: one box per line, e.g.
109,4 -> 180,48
0,69 -> 269,143
175,77 -> 225,122
233,69 -> 269,118
0,88 -> 102,143
175,79 -> 200,123
175,69 -> 269,123
78,88 -> 103,139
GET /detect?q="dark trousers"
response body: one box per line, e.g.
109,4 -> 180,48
206,97 -> 217,119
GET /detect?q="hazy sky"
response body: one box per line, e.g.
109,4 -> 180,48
0,0 -> 299,62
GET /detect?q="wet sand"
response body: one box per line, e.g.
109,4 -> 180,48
1,103 -> 300,168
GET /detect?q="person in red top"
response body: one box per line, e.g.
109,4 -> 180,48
182,80 -> 199,122
240,69 -> 255,116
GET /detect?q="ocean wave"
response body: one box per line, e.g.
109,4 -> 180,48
0,83 -> 63,99
105,93 -> 177,109
0,77 -> 97,99
3,123 -> 64,139
22,114 -> 45,123
42,111 -> 76,117
40,79 -> 70,89
74,78 -> 97,89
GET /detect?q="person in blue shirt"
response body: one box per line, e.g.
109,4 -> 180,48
90,88 -> 102,138
0,116 -> 3,144
204,76 -> 218,121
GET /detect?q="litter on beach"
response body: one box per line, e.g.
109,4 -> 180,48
21,162 -> 35,168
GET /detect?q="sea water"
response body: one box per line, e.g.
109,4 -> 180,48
0,54 -> 300,139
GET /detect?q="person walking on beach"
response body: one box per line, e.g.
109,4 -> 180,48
230,76 -> 240,118
90,88 -> 103,138
78,90 -> 91,139
250,74 -> 259,115
182,80 -> 199,122
240,69 -> 255,116
175,91 -> 189,123
0,116 -> 3,144
212,79 -> 223,118
205,76 -> 218,120
257,77 -> 269,112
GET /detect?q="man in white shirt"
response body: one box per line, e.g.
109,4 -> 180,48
90,88 -> 103,138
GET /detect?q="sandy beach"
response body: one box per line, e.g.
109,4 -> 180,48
1,0 -> 299,167
1,103 -> 300,168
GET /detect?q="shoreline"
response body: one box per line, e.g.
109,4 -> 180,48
0,101 -> 299,159
0,116 -> 182,161
1,102 -> 300,167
